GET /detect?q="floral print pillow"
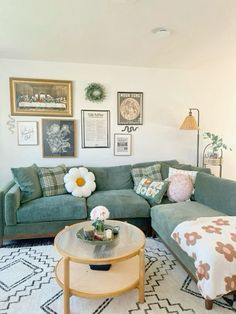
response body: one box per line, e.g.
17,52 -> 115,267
135,177 -> 168,205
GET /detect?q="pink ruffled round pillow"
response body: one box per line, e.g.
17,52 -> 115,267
167,173 -> 193,202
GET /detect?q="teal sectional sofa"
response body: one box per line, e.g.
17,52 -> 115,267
0,160 -> 209,246
151,172 -> 236,309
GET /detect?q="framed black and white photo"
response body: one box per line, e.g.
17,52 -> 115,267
117,92 -> 143,125
17,121 -> 38,145
42,119 -> 75,157
81,110 -> 110,148
114,133 -> 132,156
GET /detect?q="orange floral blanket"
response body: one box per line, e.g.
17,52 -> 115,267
171,216 -> 236,300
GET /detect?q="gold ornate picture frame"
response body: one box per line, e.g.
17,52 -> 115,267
10,77 -> 73,117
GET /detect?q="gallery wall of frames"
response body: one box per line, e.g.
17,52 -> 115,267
9,77 -> 143,158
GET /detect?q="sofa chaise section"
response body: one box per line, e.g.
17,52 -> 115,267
151,201 -> 225,277
151,172 -> 236,309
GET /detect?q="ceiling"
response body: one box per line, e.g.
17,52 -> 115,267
0,0 -> 236,69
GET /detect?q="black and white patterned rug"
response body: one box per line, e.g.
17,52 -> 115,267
0,237 -> 235,314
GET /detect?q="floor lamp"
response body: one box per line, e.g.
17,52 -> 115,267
180,108 -> 200,167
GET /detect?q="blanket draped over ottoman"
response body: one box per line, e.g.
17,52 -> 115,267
171,216 -> 236,300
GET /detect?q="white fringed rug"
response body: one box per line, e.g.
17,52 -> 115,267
0,237 -> 235,314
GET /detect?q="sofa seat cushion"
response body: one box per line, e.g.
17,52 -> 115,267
16,194 -> 87,223
151,201 -> 225,238
87,189 -> 150,219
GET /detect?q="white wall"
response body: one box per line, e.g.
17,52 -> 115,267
1,58 -> 235,184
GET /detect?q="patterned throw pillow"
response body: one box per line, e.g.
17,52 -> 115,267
131,163 -> 162,190
167,174 -> 193,202
136,177 -> 169,206
35,164 -> 67,197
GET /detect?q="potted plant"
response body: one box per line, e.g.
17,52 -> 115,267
203,132 -> 232,159
90,206 -> 110,239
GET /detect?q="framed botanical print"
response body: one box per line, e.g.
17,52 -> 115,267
42,119 -> 75,157
81,110 -> 110,148
114,133 -> 132,156
10,77 -> 72,117
117,92 -> 143,125
17,121 -> 38,145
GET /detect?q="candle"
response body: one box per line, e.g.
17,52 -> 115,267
106,229 -> 112,240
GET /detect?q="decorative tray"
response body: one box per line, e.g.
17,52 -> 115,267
76,225 -> 120,245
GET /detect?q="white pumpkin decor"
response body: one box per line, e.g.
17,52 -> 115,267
64,167 -> 96,197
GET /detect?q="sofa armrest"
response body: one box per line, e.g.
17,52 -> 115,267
5,184 -> 21,226
0,189 -> 4,238
0,181 -> 16,237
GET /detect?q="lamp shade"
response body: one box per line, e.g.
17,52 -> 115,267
180,115 -> 198,130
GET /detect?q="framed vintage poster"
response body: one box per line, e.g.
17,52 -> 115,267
81,110 -> 110,148
117,92 -> 143,125
17,121 -> 38,145
42,119 -> 75,157
10,77 -> 72,117
114,133 -> 132,156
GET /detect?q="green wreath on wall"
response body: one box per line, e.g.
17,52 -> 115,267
85,83 -> 106,102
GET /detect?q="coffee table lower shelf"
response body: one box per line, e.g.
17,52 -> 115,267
55,255 -> 143,310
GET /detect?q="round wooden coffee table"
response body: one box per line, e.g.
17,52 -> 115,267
54,220 -> 145,314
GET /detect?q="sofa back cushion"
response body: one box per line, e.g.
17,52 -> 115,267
194,172 -> 236,215
88,165 -> 133,191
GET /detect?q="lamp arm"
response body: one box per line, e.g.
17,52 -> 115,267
189,108 -> 199,127
189,108 -> 200,167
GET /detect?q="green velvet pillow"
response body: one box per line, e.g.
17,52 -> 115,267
11,165 -> 42,203
131,163 -> 162,190
35,164 -> 67,197
135,177 -> 169,206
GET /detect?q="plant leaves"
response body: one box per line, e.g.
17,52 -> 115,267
203,132 -> 232,152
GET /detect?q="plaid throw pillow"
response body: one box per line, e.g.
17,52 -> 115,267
36,165 -> 67,197
131,163 -> 162,190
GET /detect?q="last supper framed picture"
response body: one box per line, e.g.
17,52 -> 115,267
117,92 -> 143,125
10,77 -> 72,117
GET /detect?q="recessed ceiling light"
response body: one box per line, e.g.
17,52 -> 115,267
151,27 -> 171,38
